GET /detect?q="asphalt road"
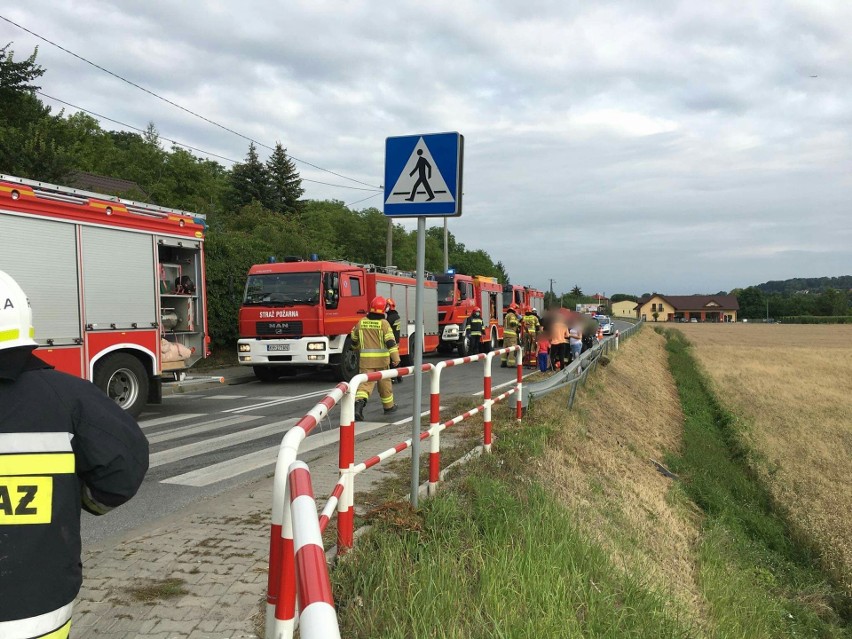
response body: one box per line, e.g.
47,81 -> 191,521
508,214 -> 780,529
81,350 -> 528,545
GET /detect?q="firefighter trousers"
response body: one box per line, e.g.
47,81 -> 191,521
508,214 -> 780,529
502,335 -> 518,365
355,364 -> 394,408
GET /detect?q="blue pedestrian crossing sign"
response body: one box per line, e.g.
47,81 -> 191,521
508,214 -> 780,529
384,132 -> 463,217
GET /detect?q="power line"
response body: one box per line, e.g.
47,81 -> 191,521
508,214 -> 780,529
1,14 -> 382,189
345,192 -> 382,208
36,91 -> 382,192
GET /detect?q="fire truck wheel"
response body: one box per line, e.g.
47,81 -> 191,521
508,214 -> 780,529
332,336 -> 359,382
483,328 -> 497,353
93,353 -> 149,418
253,366 -> 280,382
457,333 -> 472,357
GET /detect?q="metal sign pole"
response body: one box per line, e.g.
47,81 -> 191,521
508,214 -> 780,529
411,216 -> 426,507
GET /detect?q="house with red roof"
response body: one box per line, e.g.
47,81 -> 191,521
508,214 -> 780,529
635,294 -> 739,322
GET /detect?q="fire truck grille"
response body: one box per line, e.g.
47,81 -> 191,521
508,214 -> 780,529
256,320 -> 303,338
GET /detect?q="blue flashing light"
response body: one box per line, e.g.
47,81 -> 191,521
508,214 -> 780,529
268,256 -> 277,263
310,253 -> 319,261
446,268 -> 455,275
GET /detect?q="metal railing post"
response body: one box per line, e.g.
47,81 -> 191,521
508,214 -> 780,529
428,363 -> 444,496
516,345 -> 523,422
483,351 -> 495,451
288,462 -> 341,639
337,376 -> 363,553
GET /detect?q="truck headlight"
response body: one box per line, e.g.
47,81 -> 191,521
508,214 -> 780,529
239,344 -> 251,352
307,342 -> 326,351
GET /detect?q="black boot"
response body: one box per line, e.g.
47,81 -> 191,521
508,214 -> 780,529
354,399 -> 366,422
383,404 -> 398,415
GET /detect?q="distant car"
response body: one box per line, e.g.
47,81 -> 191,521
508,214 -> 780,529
597,316 -> 614,335
690,318 -> 698,323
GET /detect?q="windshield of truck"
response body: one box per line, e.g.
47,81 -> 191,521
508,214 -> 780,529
437,281 -> 455,304
243,272 -> 321,306
515,290 -> 524,305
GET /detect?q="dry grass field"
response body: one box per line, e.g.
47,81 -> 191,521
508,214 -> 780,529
677,323 -> 852,598
532,330 -> 707,621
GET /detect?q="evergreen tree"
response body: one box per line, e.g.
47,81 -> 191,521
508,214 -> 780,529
226,142 -> 270,211
266,142 -> 304,214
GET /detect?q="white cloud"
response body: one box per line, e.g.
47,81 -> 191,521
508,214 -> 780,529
1,0 -> 850,294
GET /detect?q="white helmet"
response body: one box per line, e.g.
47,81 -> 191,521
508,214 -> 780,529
0,270 -> 37,350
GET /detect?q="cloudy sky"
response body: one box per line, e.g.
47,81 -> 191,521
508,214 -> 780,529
3,1 -> 850,296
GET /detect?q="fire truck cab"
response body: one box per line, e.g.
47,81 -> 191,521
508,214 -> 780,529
237,260 -> 439,382
0,174 -> 209,417
436,273 -> 504,355
503,283 -> 545,315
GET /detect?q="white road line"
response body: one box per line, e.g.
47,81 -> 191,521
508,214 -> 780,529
138,413 -> 206,429
146,415 -> 262,445
224,389 -> 331,414
203,395 -> 247,400
160,419 -> 391,487
148,419 -> 295,468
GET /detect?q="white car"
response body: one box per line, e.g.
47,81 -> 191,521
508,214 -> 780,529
597,316 -> 614,335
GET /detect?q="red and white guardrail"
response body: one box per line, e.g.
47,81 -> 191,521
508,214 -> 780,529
266,346 -> 524,639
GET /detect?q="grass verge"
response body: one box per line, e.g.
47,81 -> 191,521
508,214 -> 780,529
662,329 -> 850,637
332,394 -> 697,637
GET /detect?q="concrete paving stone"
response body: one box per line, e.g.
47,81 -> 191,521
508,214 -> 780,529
151,617 -> 198,633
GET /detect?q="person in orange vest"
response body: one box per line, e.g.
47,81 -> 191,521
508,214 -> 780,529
351,296 -> 400,421
501,304 -> 520,367
549,312 -> 569,370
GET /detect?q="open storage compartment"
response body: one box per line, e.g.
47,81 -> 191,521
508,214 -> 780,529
157,237 -> 204,372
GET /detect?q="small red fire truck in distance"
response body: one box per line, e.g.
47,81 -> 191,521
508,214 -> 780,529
237,259 -> 440,382
0,174 -> 209,417
502,283 -> 545,315
436,272 -> 504,355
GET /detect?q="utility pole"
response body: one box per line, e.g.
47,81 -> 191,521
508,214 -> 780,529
443,217 -> 449,272
386,218 -> 393,267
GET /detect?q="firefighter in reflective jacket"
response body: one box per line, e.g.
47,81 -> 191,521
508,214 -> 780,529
501,304 -> 520,367
0,270 -> 148,639
351,296 -> 401,421
466,307 -> 484,354
522,307 -> 542,367
385,298 -> 403,385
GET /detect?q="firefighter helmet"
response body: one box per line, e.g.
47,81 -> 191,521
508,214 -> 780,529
386,297 -> 396,310
473,306 -> 481,313
509,303 -> 519,312
370,296 -> 387,314
0,270 -> 37,350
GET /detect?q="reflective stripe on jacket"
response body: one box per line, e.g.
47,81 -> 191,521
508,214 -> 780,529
468,316 -> 484,336
350,315 -> 400,367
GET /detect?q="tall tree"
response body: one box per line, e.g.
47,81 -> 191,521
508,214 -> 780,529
494,261 -> 510,285
227,142 -> 269,211
570,285 -> 583,297
266,142 -> 304,214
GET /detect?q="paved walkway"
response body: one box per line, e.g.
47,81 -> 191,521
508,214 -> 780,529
71,403 -> 467,638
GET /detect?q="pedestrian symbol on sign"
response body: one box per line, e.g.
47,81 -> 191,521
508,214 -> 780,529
406,150 -> 434,201
385,137 -> 454,206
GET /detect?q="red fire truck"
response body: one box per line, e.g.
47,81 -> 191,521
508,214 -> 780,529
0,174 -> 209,417
502,284 -> 545,315
237,260 -> 440,381
436,272 -> 504,355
